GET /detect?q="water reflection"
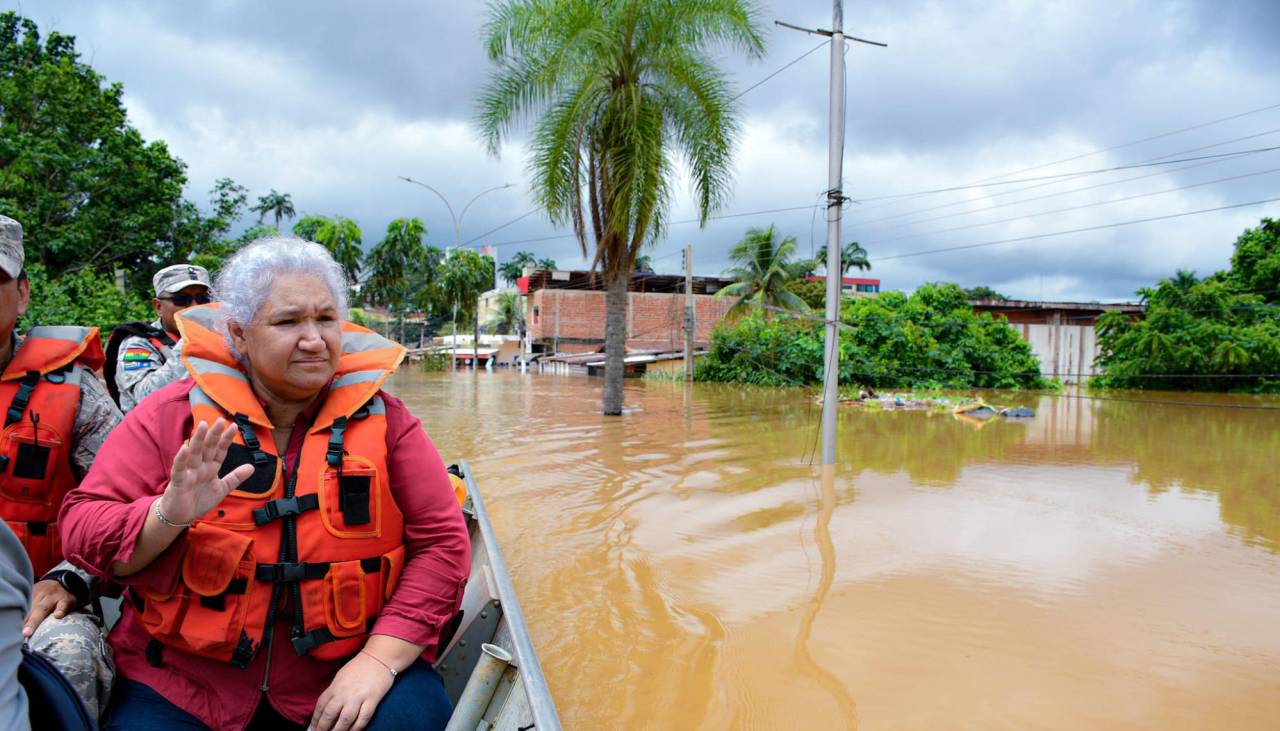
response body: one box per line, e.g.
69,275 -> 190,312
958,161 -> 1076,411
386,372 -> 1280,730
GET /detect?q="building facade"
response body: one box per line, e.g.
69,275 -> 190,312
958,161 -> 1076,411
970,299 -> 1144,383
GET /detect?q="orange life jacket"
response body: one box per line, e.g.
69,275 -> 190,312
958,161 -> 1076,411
0,326 -> 103,577
136,304 -> 408,668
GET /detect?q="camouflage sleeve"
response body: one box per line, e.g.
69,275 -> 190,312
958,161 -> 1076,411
115,336 -> 186,413
40,559 -> 100,598
70,372 -> 122,482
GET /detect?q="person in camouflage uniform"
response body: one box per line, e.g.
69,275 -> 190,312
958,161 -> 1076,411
0,215 -> 120,720
107,263 -> 211,413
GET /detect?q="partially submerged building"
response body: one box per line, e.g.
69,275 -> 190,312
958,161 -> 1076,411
970,299 -> 1145,383
518,269 -> 737,356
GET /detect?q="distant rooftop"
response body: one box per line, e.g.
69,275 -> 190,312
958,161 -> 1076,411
518,269 -> 735,295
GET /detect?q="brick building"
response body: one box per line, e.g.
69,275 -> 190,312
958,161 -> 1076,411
518,270 -> 737,355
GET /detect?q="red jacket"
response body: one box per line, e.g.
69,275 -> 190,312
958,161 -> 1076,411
58,379 -> 470,730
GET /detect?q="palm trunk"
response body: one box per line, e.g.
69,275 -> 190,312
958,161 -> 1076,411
473,309 -> 480,369
602,268 -> 629,415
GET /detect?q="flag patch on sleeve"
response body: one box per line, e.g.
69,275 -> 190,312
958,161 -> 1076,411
122,347 -> 155,370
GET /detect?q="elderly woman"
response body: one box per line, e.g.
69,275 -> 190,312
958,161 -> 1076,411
59,238 -> 470,731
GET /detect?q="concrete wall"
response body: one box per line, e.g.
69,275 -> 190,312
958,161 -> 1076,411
526,289 -> 735,352
1012,318 -> 1099,383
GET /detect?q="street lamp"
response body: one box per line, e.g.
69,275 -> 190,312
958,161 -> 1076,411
398,177 -> 515,370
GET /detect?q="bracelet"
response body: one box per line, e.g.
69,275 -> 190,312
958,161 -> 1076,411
153,498 -> 192,529
359,650 -> 398,679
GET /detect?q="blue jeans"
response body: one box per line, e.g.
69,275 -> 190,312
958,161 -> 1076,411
103,660 -> 453,730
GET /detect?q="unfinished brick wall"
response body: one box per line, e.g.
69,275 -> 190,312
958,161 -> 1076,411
526,289 -> 736,351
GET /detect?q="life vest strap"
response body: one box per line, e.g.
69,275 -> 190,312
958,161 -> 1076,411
4,371 -> 40,426
255,556 -> 382,584
251,494 -> 320,525
197,577 -> 249,611
290,617 -> 377,656
233,413 -> 271,466
230,631 -> 255,670
326,416 -> 347,468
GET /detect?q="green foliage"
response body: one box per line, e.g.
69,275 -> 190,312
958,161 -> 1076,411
485,291 -> 525,334
363,218 -> 441,329
814,241 -> 871,276
963,285 -> 1009,301
0,12 -> 191,292
716,225 -> 812,316
784,278 -> 826,310
21,264 -> 151,337
1093,218 -> 1280,392
478,0 -> 765,412
698,282 -> 1048,390
418,352 -> 450,372
499,250 -> 536,285
292,214 -> 363,283
251,189 -> 295,229
536,257 -> 556,270
442,249 -> 496,324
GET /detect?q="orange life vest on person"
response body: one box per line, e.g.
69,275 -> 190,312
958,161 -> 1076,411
0,326 -> 103,577
136,304 -> 408,668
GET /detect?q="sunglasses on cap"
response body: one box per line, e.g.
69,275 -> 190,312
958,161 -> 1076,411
158,293 -> 214,307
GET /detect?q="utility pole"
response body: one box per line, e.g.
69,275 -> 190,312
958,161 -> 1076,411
777,2 -> 885,467
684,245 -> 695,382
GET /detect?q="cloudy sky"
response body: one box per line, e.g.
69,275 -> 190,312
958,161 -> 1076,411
7,0 -> 1279,301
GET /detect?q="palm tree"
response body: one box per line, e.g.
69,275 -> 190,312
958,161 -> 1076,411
486,292 -> 526,335
535,257 -> 557,270
814,240 -> 871,276
499,250 -> 538,285
634,255 -> 654,273
442,249 -> 496,367
478,0 -> 765,415
293,215 -> 364,283
364,218 -> 429,343
716,225 -> 811,317
251,189 -> 296,229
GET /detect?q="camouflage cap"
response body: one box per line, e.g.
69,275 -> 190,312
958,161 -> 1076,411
0,215 -> 24,279
153,263 -> 211,296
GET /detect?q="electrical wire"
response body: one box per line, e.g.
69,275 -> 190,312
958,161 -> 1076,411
871,196 -> 1280,262
732,40 -> 829,102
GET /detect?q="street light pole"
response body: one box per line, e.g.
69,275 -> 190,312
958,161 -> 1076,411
398,177 -> 514,370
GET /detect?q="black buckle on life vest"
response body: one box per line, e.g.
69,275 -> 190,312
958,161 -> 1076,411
252,494 -> 320,525
230,631 -> 256,670
290,627 -> 336,656
233,413 -> 271,466
255,561 -> 329,584
4,371 -> 40,427
326,416 -> 347,468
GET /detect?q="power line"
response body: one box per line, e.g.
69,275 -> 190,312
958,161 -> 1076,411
848,127 -> 1280,229
862,165 -> 1280,247
850,146 -> 1280,203
872,196 -> 1280,262
732,39 -> 830,101
461,208 -> 539,247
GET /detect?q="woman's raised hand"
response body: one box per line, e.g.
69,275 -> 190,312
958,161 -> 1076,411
157,418 -> 256,526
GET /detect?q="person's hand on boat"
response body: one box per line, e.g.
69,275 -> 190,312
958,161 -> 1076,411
157,418 -> 255,526
309,650 -> 395,731
21,580 -> 76,637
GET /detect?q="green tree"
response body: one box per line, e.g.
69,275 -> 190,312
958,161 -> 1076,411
486,291 -> 526,335
441,249 -> 496,365
251,189 -> 296,229
364,217 -> 431,343
535,257 -> 557,270
292,215 -> 363,283
477,0 -> 765,414
21,264 -> 151,337
814,240 -> 871,276
1094,218 -> 1280,392
698,282 -> 1046,390
1228,217 -> 1280,301
635,254 -> 654,273
963,285 -> 1009,302
499,250 -> 537,285
0,12 -> 191,291
716,225 -> 811,317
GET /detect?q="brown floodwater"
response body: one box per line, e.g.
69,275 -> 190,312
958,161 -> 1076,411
385,370 -> 1280,730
